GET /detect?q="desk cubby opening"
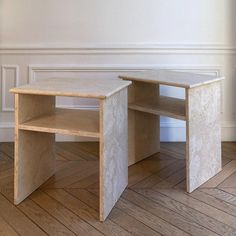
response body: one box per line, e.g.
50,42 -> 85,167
128,82 -> 187,120
17,94 -> 100,138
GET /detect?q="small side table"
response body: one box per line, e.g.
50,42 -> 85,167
119,70 -> 224,192
10,77 -> 131,221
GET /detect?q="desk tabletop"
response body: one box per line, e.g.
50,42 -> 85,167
119,70 -> 224,88
10,77 -> 131,98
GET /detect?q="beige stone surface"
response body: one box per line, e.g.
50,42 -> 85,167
10,77 -> 131,98
99,88 -> 128,221
186,82 -> 222,192
14,94 -> 55,204
19,108 -> 100,138
129,95 -> 186,121
127,81 -> 160,165
119,70 -> 224,88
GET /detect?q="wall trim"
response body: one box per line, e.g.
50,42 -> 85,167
0,43 -> 236,55
28,63 -> 223,83
1,65 -> 19,111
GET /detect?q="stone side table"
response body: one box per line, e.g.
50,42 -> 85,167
119,70 -> 224,192
10,77 -> 131,221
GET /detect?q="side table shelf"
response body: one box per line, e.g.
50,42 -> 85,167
19,108 -> 100,138
129,95 -> 186,121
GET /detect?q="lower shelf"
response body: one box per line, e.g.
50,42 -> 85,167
129,96 -> 186,120
19,108 -> 100,138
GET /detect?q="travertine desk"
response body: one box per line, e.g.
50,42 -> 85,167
119,70 -> 224,192
10,77 -> 131,221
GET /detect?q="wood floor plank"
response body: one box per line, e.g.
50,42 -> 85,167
123,189 -> 217,236
45,164 -> 98,189
68,172 -> 99,189
155,188 -> 236,235
160,142 -> 185,159
1,141 -> 236,235
222,142 -> 236,160
152,167 -> 186,189
75,142 -> 99,157
156,159 -> 185,179
0,193 -> 47,236
0,216 -> 19,236
188,190 -> 236,227
0,143 -> 14,159
18,198 -> 76,236
218,171 -> 236,188
31,190 -> 104,236
116,198 -> 190,236
55,145 -> 85,161
42,161 -> 98,188
200,188 -> 236,209
57,142 -> 98,161
44,188 -> 132,236
128,159 -> 174,187
222,157 -> 233,166
135,188 -> 236,235
1,188 -> 76,236
201,160 -> 236,188
0,150 -> 12,162
70,142 -> 99,160
131,173 -> 163,189
67,189 -> 160,236
218,187 -> 236,196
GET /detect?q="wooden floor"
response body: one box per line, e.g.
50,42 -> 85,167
0,142 -> 236,236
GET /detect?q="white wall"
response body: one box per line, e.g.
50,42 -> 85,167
1,0 -> 236,142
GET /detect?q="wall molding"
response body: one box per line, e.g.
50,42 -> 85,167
28,63 -> 223,83
1,43 -> 236,55
1,65 -> 19,111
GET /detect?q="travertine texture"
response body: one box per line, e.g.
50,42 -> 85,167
129,95 -> 186,121
119,70 -> 224,88
14,94 -> 55,204
12,78 -> 131,221
10,77 -> 131,98
128,82 -> 160,165
19,108 -> 100,138
99,89 -> 128,220
120,70 -> 223,193
186,82 -> 222,192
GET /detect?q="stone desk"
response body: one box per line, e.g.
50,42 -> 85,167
10,77 -> 131,221
119,70 -> 224,192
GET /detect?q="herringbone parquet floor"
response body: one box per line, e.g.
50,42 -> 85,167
0,142 -> 236,236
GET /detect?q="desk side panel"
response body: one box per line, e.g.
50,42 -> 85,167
186,82 -> 222,192
128,82 -> 160,165
99,89 -> 128,221
14,94 -> 55,204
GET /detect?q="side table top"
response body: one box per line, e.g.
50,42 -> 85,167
119,70 -> 224,88
10,77 -> 131,98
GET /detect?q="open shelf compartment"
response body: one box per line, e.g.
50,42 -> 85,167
19,108 -> 100,138
129,95 -> 186,120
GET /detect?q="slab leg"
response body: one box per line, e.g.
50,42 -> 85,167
14,94 -> 55,204
128,81 -> 160,165
128,110 -> 160,165
186,82 -> 222,192
99,88 -> 128,221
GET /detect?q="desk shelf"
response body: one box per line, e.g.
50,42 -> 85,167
19,108 -> 100,138
129,96 -> 186,120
